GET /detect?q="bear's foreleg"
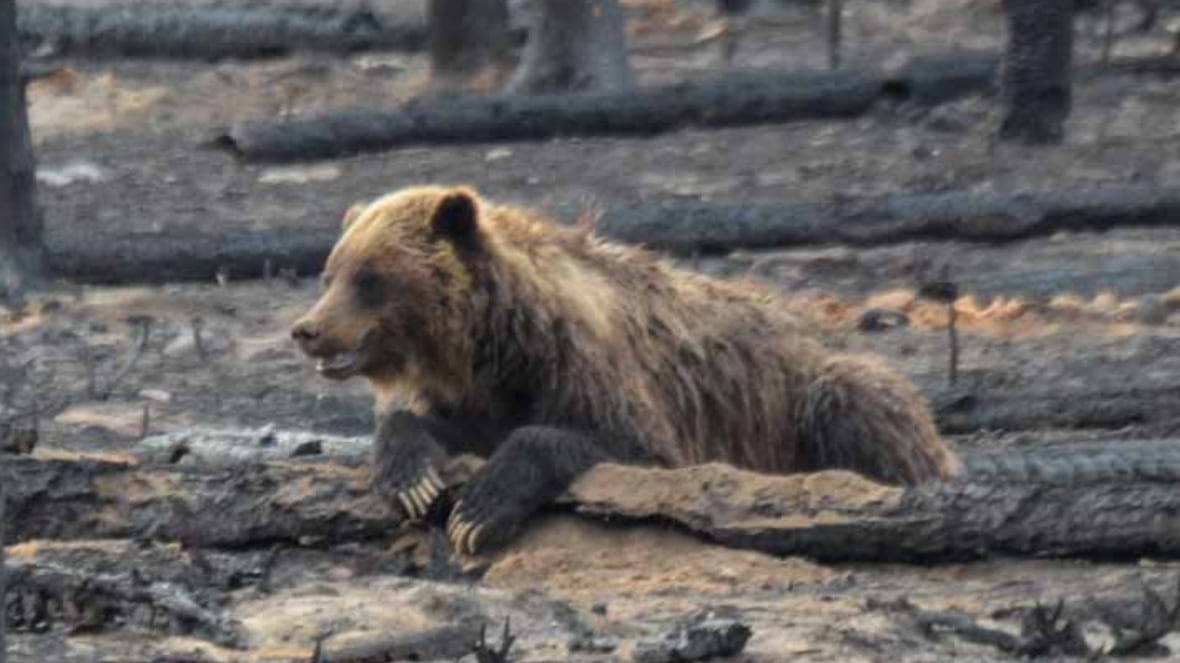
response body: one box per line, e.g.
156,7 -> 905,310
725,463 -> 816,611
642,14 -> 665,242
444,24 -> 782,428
372,410 -> 464,520
446,425 -> 612,555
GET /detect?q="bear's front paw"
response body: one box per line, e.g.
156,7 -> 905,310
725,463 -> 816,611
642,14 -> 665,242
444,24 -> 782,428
374,462 -> 446,521
445,493 -> 530,556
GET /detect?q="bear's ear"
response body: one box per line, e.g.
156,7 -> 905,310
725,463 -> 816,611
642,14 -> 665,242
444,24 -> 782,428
341,202 -> 367,231
430,188 -> 480,247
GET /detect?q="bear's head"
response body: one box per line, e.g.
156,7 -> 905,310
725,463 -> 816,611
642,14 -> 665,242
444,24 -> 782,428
290,186 -> 484,389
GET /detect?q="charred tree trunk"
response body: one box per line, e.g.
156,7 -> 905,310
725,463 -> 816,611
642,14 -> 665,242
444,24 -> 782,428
504,0 -> 632,95
1,453 -> 5,663
7,441 -> 1180,562
999,0 -> 1073,144
0,0 -> 44,296
428,0 -> 511,89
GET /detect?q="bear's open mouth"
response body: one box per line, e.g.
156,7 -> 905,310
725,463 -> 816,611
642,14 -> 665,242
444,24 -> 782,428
316,351 -> 360,379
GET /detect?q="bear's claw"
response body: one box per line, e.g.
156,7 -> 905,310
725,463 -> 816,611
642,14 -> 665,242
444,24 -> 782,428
394,465 -> 446,521
446,501 -> 485,555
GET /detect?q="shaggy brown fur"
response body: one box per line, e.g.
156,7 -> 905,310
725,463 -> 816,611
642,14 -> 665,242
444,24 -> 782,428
292,185 -> 962,553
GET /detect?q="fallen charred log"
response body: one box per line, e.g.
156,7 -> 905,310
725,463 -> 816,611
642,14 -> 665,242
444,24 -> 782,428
569,456 -> 1180,563
45,225 -> 336,285
43,186 -> 1180,286
588,186 -> 1180,255
215,68 -> 885,161
934,252 -> 1180,302
932,384 -> 1180,435
211,46 -> 1180,162
6,440 -> 1180,562
17,3 -> 419,59
3,453 -> 398,545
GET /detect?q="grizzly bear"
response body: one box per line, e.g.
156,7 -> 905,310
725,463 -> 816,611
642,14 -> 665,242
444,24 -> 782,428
291,185 -> 962,555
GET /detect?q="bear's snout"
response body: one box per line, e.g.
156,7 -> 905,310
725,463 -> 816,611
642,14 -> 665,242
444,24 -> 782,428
290,318 -> 320,343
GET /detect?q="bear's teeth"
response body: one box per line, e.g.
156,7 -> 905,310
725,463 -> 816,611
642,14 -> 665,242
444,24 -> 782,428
317,353 -> 358,373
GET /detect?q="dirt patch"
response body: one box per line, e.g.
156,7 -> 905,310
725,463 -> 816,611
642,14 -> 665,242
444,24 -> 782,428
485,515 -> 837,602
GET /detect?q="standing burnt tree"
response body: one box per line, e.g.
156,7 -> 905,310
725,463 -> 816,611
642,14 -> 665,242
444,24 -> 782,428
1,0 -> 43,653
504,0 -> 633,94
1,451 -> 5,663
999,0 -> 1073,144
0,0 -> 45,297
429,0 -> 512,89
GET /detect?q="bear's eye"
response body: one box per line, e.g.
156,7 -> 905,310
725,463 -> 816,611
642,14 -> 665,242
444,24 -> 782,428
354,268 -> 383,308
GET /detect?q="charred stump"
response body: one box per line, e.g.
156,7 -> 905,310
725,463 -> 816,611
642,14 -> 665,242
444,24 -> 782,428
0,0 -> 45,295
428,0 -> 511,90
504,0 -> 633,95
999,0 -> 1073,144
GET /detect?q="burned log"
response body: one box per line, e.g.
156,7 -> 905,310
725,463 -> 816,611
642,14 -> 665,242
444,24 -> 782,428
933,385 -> 1180,435
568,456 -> 1180,563
45,225 -> 337,285
43,185 -> 1180,287
936,252 -> 1180,303
216,67 -> 883,161
3,453 -> 398,545
17,3 -> 419,59
7,440 -> 1180,562
588,186 -> 1180,255
959,439 -> 1180,483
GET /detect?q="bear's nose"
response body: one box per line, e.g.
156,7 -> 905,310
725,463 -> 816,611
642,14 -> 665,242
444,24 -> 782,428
291,319 -> 320,343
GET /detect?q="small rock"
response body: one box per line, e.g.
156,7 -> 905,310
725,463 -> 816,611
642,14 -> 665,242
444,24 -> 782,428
924,98 -> 990,134
258,164 -> 341,185
138,388 -> 173,403
858,308 -> 911,333
633,611 -> 752,663
485,147 -> 514,162
37,161 -> 107,188
290,439 -> 323,457
162,325 -> 232,358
